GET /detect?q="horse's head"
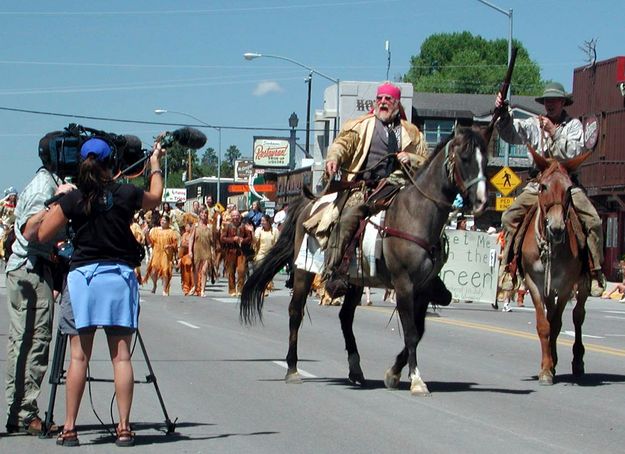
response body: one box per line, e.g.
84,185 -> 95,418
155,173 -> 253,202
529,144 -> 591,244
446,126 -> 489,215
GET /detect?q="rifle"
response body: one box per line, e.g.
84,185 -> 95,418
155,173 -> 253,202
489,46 -> 518,130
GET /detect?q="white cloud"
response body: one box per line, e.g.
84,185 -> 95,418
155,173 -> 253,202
253,80 -> 283,96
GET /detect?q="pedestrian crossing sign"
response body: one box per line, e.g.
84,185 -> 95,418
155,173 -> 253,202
490,166 -> 521,196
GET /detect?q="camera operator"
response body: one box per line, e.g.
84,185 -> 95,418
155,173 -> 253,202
5,134 -> 75,435
36,136 -> 166,447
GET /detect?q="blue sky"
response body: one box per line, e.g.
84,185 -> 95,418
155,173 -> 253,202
1,0 -> 623,192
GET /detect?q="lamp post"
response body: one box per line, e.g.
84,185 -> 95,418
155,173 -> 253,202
476,0 -> 513,167
243,52 -> 341,140
154,109 -> 223,203
288,112 -> 298,170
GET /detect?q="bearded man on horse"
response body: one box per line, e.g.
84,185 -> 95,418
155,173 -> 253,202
309,82 -> 430,298
495,82 -> 605,296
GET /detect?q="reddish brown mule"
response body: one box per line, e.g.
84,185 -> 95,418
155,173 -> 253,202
521,146 -> 592,385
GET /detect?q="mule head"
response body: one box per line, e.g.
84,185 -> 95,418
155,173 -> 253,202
537,161 -> 573,244
447,126 -> 489,216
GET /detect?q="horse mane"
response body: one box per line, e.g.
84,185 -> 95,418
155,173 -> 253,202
413,126 -> 486,180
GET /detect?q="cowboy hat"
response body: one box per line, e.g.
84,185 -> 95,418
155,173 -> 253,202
535,82 -> 573,106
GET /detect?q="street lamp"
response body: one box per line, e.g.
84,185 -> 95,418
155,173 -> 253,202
476,0 -> 513,166
243,52 -> 341,140
154,109 -> 223,203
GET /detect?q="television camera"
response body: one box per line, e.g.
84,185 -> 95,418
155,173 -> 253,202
38,123 -> 207,180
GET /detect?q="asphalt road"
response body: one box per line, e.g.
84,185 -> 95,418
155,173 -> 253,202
1,270 -> 625,453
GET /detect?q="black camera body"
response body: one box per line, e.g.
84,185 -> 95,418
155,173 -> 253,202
38,124 -> 145,180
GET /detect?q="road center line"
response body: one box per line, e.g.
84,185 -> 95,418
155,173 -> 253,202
604,315 -> 625,321
272,361 -> 317,378
562,330 -> 603,339
177,320 -> 200,329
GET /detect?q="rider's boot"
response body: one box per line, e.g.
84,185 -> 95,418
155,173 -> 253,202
590,269 -> 606,297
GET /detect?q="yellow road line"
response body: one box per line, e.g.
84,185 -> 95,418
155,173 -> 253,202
362,306 -> 625,357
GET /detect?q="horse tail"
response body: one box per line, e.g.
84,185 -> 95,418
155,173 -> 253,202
240,196 -> 309,325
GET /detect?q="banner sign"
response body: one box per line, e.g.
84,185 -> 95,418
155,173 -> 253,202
440,229 -> 500,304
253,137 -> 291,168
162,188 -> 186,203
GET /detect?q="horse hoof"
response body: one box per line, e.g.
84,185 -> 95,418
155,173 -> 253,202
348,372 -> 366,386
538,371 -> 554,386
384,369 -> 401,389
285,371 -> 303,384
410,378 -> 431,396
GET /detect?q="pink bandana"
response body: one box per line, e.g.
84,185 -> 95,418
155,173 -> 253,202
376,82 -> 401,100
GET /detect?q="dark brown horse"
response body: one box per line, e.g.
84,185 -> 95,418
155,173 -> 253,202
520,147 -> 592,385
241,127 -> 490,395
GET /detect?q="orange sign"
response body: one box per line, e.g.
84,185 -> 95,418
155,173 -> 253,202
228,184 -> 275,193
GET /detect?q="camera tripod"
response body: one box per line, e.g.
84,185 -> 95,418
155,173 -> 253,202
42,327 -> 176,437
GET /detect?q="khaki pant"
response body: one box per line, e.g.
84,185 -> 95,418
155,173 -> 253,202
501,184 -> 604,270
5,261 -> 54,426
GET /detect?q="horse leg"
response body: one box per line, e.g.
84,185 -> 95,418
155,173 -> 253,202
384,347 -> 407,390
572,285 -> 589,377
525,277 -> 555,385
285,269 -> 314,384
408,294 -> 430,396
339,285 -> 365,386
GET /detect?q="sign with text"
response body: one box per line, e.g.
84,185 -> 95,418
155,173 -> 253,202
440,229 -> 499,304
234,159 -> 254,181
253,137 -> 291,168
162,188 -> 186,203
490,166 -> 521,196
495,196 -> 515,211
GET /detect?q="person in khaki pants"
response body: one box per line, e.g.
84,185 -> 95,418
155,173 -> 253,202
5,131 -> 75,435
221,210 -> 252,296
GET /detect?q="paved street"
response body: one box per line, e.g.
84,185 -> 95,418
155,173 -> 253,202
1,269 -> 625,453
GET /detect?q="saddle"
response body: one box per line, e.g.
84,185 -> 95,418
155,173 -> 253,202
508,203 -> 588,279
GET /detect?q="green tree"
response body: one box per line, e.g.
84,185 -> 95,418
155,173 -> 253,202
198,146 -> 219,177
403,32 -> 543,95
220,145 -> 241,178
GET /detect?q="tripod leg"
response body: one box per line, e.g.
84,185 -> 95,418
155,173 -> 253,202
136,330 -> 177,434
42,329 -> 68,438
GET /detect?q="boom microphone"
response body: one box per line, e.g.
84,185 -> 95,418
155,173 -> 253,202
161,127 -> 207,149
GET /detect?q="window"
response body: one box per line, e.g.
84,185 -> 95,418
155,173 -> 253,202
423,119 -> 455,146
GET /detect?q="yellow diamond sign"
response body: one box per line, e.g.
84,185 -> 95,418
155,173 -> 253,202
490,166 -> 521,196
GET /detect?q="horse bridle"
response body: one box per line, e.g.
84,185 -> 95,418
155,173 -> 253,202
444,138 -> 486,201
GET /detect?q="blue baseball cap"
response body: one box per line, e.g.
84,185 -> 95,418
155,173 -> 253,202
80,138 -> 112,161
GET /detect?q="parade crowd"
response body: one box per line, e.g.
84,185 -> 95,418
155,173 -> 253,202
132,197 -> 284,298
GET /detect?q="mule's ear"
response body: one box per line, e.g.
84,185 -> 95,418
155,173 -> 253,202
562,150 -> 592,173
527,143 -> 549,171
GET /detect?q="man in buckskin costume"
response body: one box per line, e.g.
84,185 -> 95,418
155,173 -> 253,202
319,82 -> 429,297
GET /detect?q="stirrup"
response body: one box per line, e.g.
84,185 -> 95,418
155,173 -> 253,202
325,275 -> 349,299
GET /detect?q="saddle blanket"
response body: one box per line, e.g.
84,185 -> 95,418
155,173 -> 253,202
295,211 -> 385,278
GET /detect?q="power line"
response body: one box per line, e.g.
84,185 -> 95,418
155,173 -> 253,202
0,105 -> 313,133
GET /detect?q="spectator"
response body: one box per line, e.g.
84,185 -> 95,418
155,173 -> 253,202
246,200 -> 263,228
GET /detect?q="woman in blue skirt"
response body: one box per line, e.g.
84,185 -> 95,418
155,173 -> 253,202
38,135 -> 166,447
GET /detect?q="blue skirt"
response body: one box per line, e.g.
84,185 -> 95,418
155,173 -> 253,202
67,262 -> 140,330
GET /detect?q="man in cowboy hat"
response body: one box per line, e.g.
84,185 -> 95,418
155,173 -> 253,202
495,82 -> 605,296
320,81 -> 429,297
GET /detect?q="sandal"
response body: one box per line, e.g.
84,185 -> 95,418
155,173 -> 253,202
56,428 -> 79,447
115,427 -> 136,447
